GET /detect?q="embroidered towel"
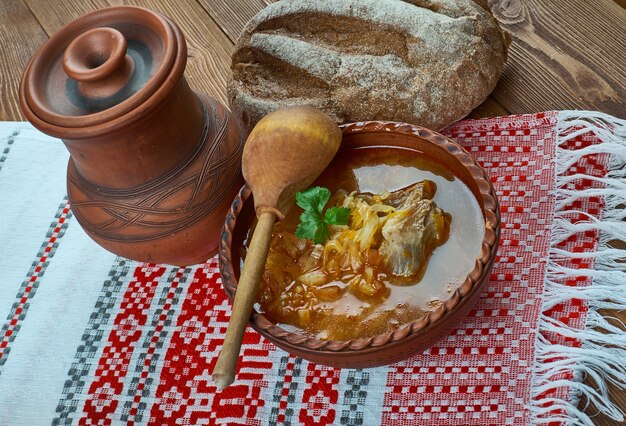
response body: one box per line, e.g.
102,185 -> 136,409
0,111 -> 624,425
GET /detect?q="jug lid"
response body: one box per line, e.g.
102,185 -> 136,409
19,6 -> 186,136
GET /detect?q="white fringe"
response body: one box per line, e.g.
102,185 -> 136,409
530,111 -> 626,425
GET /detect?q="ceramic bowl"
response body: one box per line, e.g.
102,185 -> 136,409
219,121 -> 500,368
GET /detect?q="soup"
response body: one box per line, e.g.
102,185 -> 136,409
245,146 -> 484,340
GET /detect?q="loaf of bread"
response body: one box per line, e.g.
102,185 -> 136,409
228,0 -> 509,132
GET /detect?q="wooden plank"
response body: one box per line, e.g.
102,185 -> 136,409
132,0 -> 233,104
467,95 -> 511,119
24,0 -> 234,104
0,0 -> 49,121
489,0 -> 626,117
22,0 -> 100,35
195,0 -> 267,44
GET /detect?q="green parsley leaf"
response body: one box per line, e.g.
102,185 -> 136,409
296,186 -> 330,214
313,222 -> 331,244
294,186 -> 350,244
324,206 -> 350,226
295,211 -> 319,241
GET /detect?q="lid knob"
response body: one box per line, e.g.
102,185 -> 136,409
63,27 -> 135,99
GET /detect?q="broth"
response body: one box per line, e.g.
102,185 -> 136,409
245,146 -> 484,340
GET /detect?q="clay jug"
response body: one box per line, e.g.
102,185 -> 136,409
19,6 -> 245,266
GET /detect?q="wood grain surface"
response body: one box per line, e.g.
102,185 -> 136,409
489,0 -> 626,116
1,0 -> 624,423
0,0 -> 48,121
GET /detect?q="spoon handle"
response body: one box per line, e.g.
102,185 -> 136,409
212,210 -> 276,390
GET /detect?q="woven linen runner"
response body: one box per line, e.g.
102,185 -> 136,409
0,111 -> 624,425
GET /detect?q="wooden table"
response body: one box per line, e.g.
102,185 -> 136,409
1,0 -> 624,423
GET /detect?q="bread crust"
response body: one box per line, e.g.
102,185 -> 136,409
228,0 -> 509,132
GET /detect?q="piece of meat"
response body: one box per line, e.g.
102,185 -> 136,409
379,181 -> 451,280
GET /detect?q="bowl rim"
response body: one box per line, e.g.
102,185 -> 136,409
219,120 -> 500,352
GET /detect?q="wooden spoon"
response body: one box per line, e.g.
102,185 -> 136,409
212,106 -> 342,390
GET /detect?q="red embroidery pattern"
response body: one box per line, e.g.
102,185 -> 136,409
125,267 -> 186,423
80,265 -> 166,425
299,364 -> 341,425
148,260 -> 272,425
